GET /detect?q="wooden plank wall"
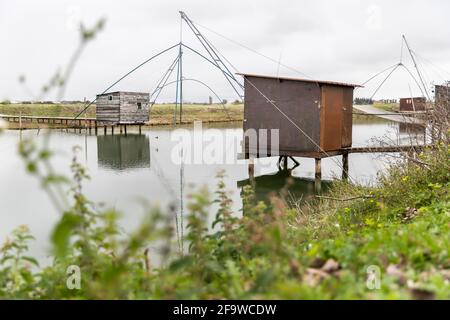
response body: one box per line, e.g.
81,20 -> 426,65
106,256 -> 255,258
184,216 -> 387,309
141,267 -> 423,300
96,92 -> 120,123
119,92 -> 149,124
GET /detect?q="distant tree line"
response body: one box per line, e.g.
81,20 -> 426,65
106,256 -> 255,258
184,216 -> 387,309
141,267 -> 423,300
354,97 -> 374,105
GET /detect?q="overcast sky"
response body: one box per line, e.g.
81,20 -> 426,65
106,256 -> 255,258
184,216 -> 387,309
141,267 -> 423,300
1,0 -> 450,102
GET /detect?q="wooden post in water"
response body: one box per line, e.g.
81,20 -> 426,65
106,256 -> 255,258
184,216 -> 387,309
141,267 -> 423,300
138,125 -> 142,135
248,157 -> 255,181
111,126 -> 114,135
342,153 -> 349,180
124,125 -> 127,135
282,156 -> 288,170
315,158 -> 322,193
19,111 -> 22,130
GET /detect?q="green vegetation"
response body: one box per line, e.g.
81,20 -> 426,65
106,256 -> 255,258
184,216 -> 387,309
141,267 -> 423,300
0,129 -> 448,299
0,103 -> 95,118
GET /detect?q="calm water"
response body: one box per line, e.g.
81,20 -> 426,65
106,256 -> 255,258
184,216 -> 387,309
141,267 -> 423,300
0,119 -> 425,262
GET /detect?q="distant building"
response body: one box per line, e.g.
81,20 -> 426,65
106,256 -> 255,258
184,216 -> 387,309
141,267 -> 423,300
399,97 -> 426,112
96,91 -> 149,124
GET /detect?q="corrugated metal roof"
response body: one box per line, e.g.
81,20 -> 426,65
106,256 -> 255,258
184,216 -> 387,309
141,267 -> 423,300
237,73 -> 363,88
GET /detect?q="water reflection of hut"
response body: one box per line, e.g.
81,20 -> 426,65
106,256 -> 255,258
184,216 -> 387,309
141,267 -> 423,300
399,123 -> 426,136
97,134 -> 150,171
237,169 -> 332,207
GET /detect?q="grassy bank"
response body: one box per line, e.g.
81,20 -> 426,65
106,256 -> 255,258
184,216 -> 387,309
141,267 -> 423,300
0,103 -> 244,129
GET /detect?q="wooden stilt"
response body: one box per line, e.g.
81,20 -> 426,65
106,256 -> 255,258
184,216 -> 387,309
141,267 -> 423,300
342,153 -> 349,180
138,125 -> 142,135
282,156 -> 288,169
124,125 -> 127,135
315,158 -> 322,193
111,126 -> 114,135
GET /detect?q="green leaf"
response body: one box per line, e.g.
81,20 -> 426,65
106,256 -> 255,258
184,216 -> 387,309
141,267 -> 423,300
51,213 -> 81,257
169,256 -> 194,272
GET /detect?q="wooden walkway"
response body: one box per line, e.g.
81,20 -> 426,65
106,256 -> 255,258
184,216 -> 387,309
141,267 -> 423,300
0,114 -> 145,134
0,114 -> 101,127
239,144 -> 430,160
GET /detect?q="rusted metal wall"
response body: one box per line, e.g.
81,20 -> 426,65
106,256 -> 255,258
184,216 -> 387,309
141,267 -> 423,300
243,76 -> 321,154
341,87 -> 354,148
320,86 -> 343,151
319,85 -> 354,151
242,75 -> 356,157
399,97 -> 426,112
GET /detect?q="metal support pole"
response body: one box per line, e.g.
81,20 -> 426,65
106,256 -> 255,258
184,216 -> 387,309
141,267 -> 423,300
179,45 -> 183,124
173,48 -> 181,126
